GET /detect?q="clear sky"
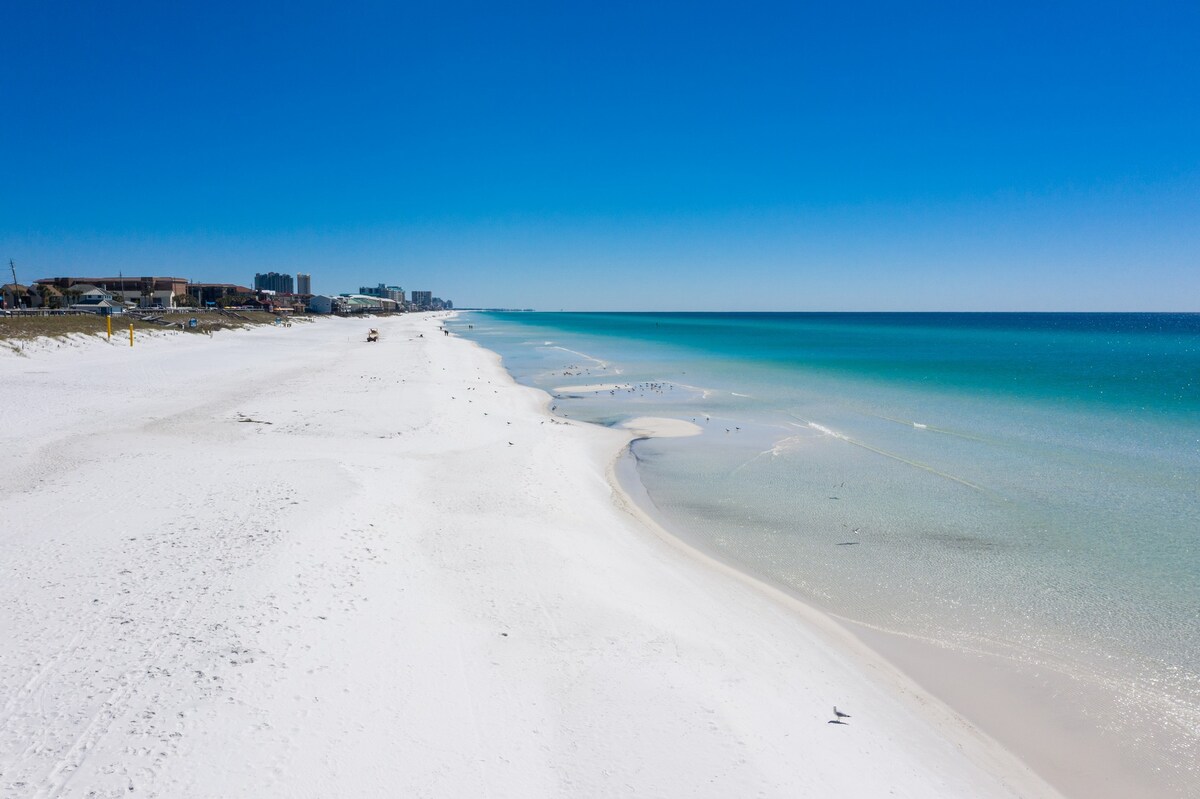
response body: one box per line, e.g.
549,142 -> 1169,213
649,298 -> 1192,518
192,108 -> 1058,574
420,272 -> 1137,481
3,1 -> 1197,310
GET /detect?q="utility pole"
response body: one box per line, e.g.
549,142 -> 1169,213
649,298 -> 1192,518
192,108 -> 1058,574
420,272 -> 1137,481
8,259 -> 15,287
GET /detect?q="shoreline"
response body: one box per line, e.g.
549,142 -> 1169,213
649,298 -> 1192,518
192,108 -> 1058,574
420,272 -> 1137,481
609,429 -> 1194,799
0,314 -> 1063,796
455,327 -> 1076,799
459,311 -> 1198,799
457,329 -> 1062,798
605,448 -> 1062,794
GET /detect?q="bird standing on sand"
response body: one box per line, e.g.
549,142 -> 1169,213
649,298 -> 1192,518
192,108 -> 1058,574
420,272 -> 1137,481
833,706 -> 851,721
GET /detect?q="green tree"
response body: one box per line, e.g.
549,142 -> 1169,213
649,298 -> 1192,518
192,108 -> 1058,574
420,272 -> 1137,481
35,284 -> 62,309
217,293 -> 253,308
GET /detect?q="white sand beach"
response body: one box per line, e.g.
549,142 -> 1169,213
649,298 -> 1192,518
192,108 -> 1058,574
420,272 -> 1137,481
0,314 -> 1061,798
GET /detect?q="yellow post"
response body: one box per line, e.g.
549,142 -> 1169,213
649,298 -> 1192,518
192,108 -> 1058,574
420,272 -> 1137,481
106,315 -> 112,339
129,323 -> 134,347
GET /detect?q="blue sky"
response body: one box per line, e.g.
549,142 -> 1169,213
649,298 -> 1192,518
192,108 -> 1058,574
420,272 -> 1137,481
2,1 -> 1197,310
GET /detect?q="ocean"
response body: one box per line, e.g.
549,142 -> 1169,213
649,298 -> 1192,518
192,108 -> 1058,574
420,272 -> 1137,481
450,311 -> 1200,788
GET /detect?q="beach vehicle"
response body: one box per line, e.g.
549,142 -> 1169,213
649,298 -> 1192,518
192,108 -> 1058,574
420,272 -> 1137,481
367,328 -> 379,342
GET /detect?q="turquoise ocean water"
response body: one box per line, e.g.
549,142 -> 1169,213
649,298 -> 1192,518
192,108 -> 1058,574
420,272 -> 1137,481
452,311 -> 1199,767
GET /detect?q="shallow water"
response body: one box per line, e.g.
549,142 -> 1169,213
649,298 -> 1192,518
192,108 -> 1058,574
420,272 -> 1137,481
453,311 -> 1200,776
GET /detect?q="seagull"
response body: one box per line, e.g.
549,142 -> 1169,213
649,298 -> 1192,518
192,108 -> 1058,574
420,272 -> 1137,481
833,706 -> 851,720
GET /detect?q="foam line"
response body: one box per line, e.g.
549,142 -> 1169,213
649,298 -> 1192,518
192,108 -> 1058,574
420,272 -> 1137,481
791,415 -> 986,491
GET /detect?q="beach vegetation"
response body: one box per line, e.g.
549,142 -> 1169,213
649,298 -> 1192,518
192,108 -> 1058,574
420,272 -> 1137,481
35,285 -> 63,309
0,310 -> 284,344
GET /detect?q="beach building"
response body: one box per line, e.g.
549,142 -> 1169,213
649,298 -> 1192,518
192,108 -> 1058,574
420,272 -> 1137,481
35,276 -> 189,308
411,290 -> 432,310
259,293 -> 308,314
308,295 -> 348,314
60,284 -> 124,315
344,294 -> 398,313
359,284 -> 405,303
308,295 -> 334,314
308,294 -> 400,315
69,285 -> 114,303
33,284 -> 62,308
1,284 -> 109,311
71,298 -> 124,315
254,272 -> 294,293
2,284 -> 32,310
296,273 -> 311,295
187,283 -> 255,307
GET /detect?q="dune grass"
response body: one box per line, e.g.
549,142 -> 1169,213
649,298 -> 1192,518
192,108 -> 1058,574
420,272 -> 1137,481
0,310 -> 296,345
